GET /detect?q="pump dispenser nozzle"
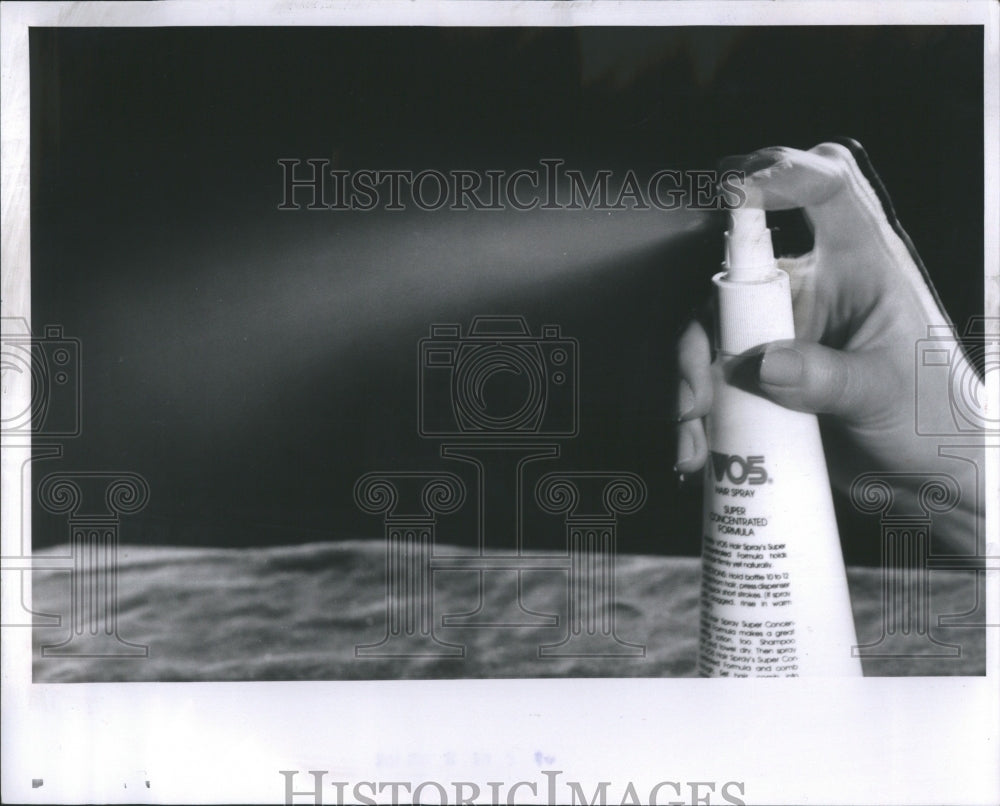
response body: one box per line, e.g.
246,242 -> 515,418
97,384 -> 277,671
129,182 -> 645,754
713,206 -> 792,355
724,207 -> 776,281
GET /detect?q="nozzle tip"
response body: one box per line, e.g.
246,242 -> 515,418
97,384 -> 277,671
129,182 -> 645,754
730,206 -> 767,236
724,206 -> 775,280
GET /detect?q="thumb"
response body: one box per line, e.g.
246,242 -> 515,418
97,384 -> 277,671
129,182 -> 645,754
754,340 -> 888,420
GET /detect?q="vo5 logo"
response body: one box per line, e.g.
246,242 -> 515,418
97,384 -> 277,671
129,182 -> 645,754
710,452 -> 768,485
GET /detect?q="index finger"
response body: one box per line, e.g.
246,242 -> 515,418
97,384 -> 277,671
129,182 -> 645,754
722,140 -> 948,328
723,142 -> 889,251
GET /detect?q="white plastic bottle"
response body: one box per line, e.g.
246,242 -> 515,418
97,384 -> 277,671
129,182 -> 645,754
698,208 -> 862,677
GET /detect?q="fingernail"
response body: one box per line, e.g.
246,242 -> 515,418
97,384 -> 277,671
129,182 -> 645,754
719,149 -> 782,176
759,346 -> 804,387
675,427 -> 695,467
726,351 -> 764,393
676,379 -> 695,421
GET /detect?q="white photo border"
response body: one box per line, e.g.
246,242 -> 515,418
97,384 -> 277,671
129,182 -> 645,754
2,2 -> 998,804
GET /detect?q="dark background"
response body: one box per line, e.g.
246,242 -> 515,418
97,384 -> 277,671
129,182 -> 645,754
30,26 -> 984,564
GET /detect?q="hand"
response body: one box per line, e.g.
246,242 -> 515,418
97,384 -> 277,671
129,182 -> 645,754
675,141 -> 984,553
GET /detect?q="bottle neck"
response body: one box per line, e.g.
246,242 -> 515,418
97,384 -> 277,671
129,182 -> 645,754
712,269 -> 796,355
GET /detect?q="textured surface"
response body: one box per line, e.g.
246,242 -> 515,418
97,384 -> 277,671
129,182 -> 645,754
30,541 -> 985,682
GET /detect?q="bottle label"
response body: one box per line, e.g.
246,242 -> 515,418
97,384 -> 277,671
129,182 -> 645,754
698,454 -> 801,677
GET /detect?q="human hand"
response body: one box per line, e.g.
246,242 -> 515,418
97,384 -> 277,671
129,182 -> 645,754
675,141 -> 984,553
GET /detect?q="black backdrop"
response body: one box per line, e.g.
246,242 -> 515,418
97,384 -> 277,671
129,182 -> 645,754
30,26 -> 984,564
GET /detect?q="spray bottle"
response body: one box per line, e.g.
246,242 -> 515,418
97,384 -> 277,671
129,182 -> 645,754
698,208 -> 862,677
